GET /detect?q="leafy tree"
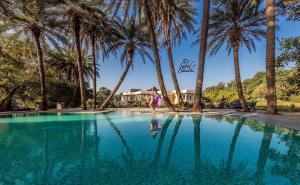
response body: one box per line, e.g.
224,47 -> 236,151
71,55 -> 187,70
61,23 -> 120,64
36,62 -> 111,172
276,37 -> 300,68
0,0 -> 67,110
46,47 -> 96,106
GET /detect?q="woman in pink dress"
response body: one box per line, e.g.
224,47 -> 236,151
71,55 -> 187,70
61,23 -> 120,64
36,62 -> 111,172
149,87 -> 162,113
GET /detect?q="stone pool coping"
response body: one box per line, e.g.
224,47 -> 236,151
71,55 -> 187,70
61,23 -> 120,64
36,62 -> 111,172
1,108 -> 299,131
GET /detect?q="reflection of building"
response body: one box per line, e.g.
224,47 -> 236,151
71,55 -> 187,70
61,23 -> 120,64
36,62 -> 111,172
121,89 -> 195,106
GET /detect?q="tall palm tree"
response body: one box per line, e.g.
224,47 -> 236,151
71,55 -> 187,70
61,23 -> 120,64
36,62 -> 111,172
51,0 -> 106,110
81,8 -> 111,110
0,0 -> 67,110
265,0 -> 277,114
208,0 -> 265,112
193,0 -> 210,112
114,0 -> 176,111
157,0 -> 196,109
100,17 -> 152,110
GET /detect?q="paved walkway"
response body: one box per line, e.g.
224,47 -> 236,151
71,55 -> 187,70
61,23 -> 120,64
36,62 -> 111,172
112,108 -> 300,130
1,108 -> 299,130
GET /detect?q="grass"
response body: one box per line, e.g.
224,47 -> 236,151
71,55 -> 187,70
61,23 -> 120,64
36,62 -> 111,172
256,99 -> 300,112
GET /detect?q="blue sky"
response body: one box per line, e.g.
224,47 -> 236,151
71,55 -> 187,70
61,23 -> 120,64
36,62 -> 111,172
96,4 -> 300,93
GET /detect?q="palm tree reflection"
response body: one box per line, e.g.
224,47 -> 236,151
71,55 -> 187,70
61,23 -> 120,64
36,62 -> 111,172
153,115 -> 174,166
104,115 -> 133,160
226,118 -> 245,171
41,124 -> 49,185
192,115 -> 202,184
93,120 -> 100,184
199,117 -> 251,184
165,115 -> 183,167
253,123 -> 275,184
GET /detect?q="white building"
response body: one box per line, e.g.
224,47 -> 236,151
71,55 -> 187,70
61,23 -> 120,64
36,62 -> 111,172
121,89 -> 195,106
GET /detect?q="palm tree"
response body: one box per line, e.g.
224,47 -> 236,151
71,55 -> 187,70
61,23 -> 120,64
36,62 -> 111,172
0,0 -> 67,110
46,47 -> 96,106
144,0 -> 176,111
100,17 -> 152,110
81,8 -> 112,110
157,0 -> 196,109
208,0 -> 265,112
265,0 -> 277,114
51,0 -> 106,110
114,0 -> 176,111
192,0 -> 211,112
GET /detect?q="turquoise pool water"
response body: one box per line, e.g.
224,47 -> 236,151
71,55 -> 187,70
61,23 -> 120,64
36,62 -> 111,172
0,112 -> 299,185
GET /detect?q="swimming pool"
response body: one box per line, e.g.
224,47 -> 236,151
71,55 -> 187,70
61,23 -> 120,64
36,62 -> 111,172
0,112 -> 299,184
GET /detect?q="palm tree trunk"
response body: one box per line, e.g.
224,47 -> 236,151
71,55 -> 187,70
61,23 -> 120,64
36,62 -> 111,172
100,50 -> 133,110
91,36 -> 97,109
144,0 -> 175,112
32,28 -> 47,111
265,0 -> 277,114
233,46 -> 250,112
69,80 -> 78,107
0,85 -> 20,111
164,22 -> 185,109
193,0 -> 210,113
73,15 -> 87,110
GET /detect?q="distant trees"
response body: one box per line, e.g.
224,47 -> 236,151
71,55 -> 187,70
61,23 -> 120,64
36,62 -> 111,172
203,69 -> 299,104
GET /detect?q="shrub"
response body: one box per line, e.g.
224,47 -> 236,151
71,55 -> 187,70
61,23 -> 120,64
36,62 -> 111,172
205,103 -> 215,109
290,95 -> 300,103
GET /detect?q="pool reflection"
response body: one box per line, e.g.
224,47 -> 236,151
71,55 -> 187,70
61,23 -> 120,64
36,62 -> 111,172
0,113 -> 299,184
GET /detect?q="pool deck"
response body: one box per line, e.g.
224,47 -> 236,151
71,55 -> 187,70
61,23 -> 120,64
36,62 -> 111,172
1,108 -> 299,130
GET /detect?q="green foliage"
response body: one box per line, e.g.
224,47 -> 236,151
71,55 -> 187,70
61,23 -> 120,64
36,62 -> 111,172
278,0 -> 300,21
276,37 -> 300,68
207,0 -> 265,55
204,69 -> 300,103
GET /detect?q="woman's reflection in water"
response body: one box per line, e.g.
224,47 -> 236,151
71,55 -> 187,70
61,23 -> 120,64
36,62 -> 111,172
149,113 -> 162,138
